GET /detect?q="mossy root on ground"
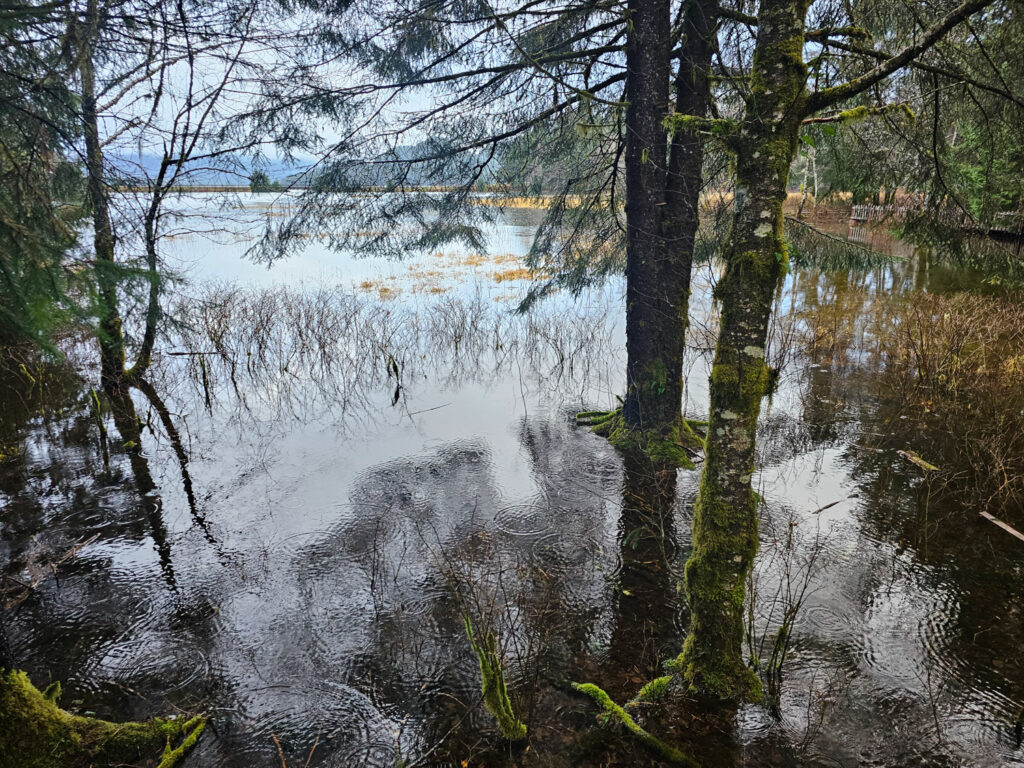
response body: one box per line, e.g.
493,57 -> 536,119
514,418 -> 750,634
572,682 -> 700,766
0,669 -> 206,768
575,408 -> 706,469
464,618 -> 527,741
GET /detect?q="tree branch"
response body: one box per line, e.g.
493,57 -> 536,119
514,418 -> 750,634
807,0 -> 995,113
824,38 -> 1024,110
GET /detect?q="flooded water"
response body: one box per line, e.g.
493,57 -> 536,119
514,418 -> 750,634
1,197 -> 1022,767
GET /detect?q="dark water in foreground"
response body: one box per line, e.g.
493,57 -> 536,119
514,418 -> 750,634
1,206 -> 1022,766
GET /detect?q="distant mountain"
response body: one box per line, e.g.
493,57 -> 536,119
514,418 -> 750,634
108,153 -> 311,187
109,142 -> 496,189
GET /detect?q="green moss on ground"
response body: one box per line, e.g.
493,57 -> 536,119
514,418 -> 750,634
0,669 -> 206,768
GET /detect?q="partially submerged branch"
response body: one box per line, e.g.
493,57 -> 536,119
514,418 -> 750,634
572,682 -> 700,766
464,617 -> 527,741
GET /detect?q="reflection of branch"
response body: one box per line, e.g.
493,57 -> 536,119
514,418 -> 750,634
785,216 -> 901,271
106,387 -> 179,592
134,378 -> 219,546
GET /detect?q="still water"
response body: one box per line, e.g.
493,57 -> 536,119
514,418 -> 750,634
1,196 -> 1022,766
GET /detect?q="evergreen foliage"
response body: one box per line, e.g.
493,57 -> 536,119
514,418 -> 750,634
0,2 -> 85,349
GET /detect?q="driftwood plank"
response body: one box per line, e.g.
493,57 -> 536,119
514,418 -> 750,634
979,511 -> 1024,544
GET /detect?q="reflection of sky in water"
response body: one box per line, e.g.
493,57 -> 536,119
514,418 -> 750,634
2,204 -> 1023,767
152,193 -> 545,299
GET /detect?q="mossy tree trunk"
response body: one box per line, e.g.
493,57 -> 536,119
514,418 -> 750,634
604,0 -> 715,463
126,160 -> 173,384
679,0 -> 993,702
678,0 -> 809,702
0,669 -> 204,768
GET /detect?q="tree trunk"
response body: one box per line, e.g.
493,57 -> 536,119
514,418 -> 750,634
657,0 -> 716,416
678,0 -> 808,701
124,203 -> 162,383
80,0 -> 126,395
621,0 -> 673,433
0,669 -> 204,768
591,0 -> 713,466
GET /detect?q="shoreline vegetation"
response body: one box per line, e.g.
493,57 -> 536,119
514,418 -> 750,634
114,188 -> 1022,239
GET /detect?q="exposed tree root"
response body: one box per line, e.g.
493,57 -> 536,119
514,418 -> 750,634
576,408 -> 706,469
572,682 -> 700,766
0,669 -> 206,768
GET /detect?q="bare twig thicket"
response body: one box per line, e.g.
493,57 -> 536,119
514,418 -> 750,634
874,292 -> 1024,512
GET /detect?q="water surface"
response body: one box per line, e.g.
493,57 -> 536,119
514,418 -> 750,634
1,202 -> 1022,767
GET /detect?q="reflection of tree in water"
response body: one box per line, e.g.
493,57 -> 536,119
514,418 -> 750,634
5,265 -> 1021,765
0,356 -> 224,725
274,414 -> 751,765
104,380 -> 222,590
268,416 -> 622,765
765,264 -> 1024,762
605,457 -> 682,691
162,288 -> 620,430
106,386 -> 179,590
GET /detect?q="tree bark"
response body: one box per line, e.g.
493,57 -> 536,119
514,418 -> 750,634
80,0 -> 126,395
592,0 -> 714,466
621,0 -> 673,431
678,0 -> 809,701
656,0 -> 716,424
126,155 -> 173,385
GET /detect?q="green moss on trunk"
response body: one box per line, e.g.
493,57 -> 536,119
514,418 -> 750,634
673,354 -> 769,701
676,0 -> 811,704
0,669 -> 205,768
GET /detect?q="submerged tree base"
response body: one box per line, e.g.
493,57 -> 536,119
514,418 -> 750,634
576,409 -> 705,469
0,669 -> 206,768
668,641 -> 763,704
